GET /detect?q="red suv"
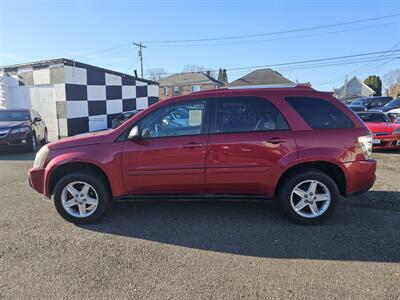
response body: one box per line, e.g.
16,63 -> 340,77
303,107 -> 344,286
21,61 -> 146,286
28,85 -> 376,225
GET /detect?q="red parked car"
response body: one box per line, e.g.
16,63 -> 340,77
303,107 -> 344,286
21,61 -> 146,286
29,85 -> 376,225
356,112 -> 400,150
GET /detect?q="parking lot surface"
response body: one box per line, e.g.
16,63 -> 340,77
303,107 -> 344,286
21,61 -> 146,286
1,150 -> 399,299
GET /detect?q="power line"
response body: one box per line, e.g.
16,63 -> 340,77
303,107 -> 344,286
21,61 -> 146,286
143,13 -> 400,44
150,21 -> 400,48
316,41 -> 400,86
144,49 -> 400,76
75,43 -> 132,59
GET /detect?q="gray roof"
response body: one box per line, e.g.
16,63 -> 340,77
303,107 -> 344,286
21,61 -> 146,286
159,72 -> 223,87
1,58 -> 158,85
229,68 -> 293,87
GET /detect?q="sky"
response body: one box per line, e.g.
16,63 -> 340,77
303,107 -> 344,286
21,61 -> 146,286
1,0 -> 400,90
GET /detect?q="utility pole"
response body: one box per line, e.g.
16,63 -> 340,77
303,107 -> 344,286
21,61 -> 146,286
133,42 -> 147,78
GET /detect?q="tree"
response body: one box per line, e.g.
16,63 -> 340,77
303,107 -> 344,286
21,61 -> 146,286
146,68 -> 166,82
182,64 -> 216,78
364,75 -> 382,96
222,69 -> 228,84
217,68 -> 223,82
382,69 -> 400,96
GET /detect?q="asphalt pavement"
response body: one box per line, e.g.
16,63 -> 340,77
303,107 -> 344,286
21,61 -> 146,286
0,150 -> 399,299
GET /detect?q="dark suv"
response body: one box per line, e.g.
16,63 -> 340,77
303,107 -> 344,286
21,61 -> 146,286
29,85 -> 376,225
0,108 -> 48,152
347,96 -> 393,112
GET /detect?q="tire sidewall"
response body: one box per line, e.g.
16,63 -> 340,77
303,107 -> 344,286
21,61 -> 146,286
279,171 -> 339,225
27,132 -> 37,152
42,129 -> 48,144
53,172 -> 110,224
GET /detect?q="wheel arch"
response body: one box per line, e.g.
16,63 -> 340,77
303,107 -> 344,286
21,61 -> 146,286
48,162 -> 112,197
275,161 -> 347,197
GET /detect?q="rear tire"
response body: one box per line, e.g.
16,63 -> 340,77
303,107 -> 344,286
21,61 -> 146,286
53,171 -> 111,224
279,170 -> 339,225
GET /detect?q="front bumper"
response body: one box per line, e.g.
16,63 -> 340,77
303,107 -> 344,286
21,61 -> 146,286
28,168 -> 46,195
343,159 -> 377,196
372,134 -> 400,149
0,132 -> 31,148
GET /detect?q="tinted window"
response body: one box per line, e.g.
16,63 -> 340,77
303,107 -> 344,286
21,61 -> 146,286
370,99 -> 382,107
384,99 -> 400,108
215,97 -> 289,133
357,113 -> 389,123
139,100 -> 206,138
0,110 -> 30,121
286,97 -> 354,129
351,98 -> 368,105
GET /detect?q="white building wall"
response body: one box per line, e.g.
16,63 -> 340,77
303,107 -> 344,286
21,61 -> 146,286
2,60 -> 159,140
6,83 -> 66,141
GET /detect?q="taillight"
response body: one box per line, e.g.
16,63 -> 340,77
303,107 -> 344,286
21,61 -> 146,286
357,135 -> 373,160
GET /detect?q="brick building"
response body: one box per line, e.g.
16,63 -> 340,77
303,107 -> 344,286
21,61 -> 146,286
158,72 -> 224,100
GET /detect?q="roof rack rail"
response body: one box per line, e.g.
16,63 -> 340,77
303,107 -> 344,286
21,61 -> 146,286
227,84 -> 298,89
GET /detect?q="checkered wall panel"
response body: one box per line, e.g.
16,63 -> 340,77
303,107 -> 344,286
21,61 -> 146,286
63,64 -> 159,136
3,59 -> 159,139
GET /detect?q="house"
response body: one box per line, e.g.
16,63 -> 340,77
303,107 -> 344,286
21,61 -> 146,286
0,58 -> 159,140
158,72 -> 224,100
333,76 -> 375,102
229,68 -> 294,87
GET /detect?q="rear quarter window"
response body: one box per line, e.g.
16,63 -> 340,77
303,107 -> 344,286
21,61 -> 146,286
286,96 -> 354,129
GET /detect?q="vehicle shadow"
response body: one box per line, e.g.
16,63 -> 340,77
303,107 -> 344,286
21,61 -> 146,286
350,190 -> 400,211
0,149 -> 36,161
81,199 -> 400,263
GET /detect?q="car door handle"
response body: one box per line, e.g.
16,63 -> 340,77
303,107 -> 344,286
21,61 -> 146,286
266,138 -> 287,144
183,143 -> 204,148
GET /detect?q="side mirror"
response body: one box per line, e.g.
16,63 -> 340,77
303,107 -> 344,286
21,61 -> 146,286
33,117 -> 41,123
128,126 -> 141,141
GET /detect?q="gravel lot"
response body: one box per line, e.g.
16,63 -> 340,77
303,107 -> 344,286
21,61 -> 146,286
0,150 -> 399,299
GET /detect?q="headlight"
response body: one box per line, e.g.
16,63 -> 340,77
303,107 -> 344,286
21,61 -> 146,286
11,126 -> 30,134
33,146 -> 49,169
393,128 -> 400,135
358,135 -> 373,160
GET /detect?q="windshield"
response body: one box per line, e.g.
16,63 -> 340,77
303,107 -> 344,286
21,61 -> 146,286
384,99 -> 400,108
357,113 -> 389,123
0,110 -> 30,121
351,99 -> 368,105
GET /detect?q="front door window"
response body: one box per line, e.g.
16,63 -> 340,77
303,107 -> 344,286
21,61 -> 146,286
139,100 -> 207,138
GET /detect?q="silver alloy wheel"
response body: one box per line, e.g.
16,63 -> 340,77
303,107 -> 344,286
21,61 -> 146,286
290,180 -> 331,218
61,181 -> 99,218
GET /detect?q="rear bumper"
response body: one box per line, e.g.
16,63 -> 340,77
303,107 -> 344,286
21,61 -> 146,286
343,159 -> 377,196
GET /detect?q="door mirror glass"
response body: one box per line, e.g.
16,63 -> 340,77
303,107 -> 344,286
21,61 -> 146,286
128,126 -> 141,141
33,117 -> 41,122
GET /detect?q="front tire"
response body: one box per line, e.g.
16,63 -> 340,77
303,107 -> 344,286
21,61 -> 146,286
279,170 -> 339,225
53,171 -> 111,224
41,128 -> 48,145
27,132 -> 38,152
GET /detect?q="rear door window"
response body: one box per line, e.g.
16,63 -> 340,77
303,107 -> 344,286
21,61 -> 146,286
215,97 -> 289,133
286,97 -> 354,129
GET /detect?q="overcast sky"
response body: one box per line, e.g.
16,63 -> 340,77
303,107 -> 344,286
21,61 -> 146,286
1,0 -> 399,90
